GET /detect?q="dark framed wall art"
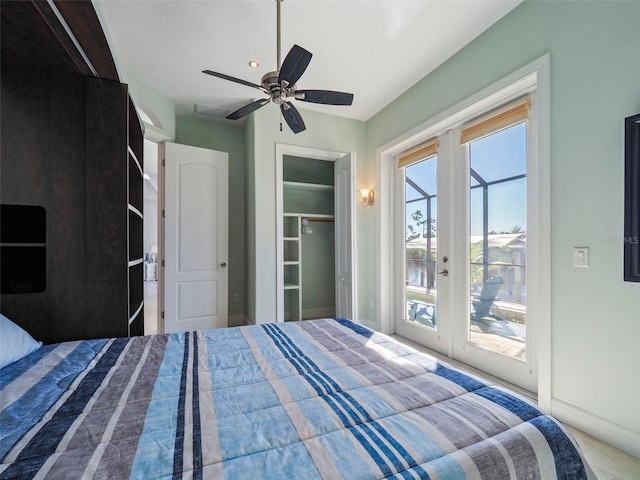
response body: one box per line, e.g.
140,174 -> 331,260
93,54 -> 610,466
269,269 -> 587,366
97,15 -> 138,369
624,113 -> 640,282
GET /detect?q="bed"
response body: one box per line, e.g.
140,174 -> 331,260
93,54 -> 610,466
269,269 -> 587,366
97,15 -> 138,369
1,318 -> 594,479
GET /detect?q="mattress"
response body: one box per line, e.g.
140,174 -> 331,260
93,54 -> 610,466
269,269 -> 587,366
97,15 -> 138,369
0,318 -> 594,479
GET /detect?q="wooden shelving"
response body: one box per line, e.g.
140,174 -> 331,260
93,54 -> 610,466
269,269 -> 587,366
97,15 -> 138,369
127,97 -> 144,336
0,0 -> 145,343
280,156 -> 335,323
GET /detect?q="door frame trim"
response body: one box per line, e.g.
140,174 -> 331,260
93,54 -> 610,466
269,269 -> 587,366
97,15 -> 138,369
275,144 -> 356,323
143,128 -> 171,335
376,54 -> 550,407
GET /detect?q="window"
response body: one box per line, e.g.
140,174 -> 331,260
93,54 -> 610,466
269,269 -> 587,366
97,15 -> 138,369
468,121 -> 527,360
405,153 -> 438,328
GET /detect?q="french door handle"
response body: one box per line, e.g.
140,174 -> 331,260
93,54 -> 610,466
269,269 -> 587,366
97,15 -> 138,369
217,262 -> 227,268
436,269 -> 448,277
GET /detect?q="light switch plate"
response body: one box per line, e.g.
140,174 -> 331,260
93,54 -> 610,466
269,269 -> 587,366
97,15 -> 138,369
573,247 -> 589,267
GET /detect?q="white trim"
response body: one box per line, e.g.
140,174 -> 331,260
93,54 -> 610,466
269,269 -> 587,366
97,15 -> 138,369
285,213 -> 335,219
283,181 -> 334,192
377,149 -> 394,335
144,128 -> 172,143
377,53 -> 551,396
552,399 -> 640,459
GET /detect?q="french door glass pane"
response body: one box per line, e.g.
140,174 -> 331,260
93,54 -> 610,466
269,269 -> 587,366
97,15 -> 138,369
469,122 -> 527,359
405,155 -> 437,328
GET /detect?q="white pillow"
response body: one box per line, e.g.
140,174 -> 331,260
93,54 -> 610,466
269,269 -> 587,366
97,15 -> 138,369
0,313 -> 42,369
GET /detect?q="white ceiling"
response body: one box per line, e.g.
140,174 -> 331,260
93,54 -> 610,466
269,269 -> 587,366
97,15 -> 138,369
93,0 -> 521,125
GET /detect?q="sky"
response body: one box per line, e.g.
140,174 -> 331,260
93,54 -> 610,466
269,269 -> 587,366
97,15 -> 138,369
406,122 -> 526,238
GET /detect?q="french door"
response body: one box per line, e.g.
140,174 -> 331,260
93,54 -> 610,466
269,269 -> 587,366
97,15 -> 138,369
395,98 -> 538,393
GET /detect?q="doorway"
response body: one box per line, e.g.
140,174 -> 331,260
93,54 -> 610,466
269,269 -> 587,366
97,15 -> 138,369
276,144 -> 356,323
395,118 -> 536,392
378,58 -> 550,395
143,138 -> 160,335
163,142 -> 229,333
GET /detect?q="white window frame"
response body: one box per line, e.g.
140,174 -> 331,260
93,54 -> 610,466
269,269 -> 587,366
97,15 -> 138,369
376,54 -> 551,408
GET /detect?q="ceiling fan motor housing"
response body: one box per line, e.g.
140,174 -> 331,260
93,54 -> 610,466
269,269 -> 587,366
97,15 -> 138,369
262,71 -> 289,104
202,0 -> 352,133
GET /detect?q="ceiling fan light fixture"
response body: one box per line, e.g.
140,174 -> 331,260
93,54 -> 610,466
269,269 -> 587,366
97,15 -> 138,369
201,0 -> 353,134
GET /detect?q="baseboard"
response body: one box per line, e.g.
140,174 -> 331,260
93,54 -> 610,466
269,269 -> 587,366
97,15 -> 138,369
302,307 -> 336,320
228,314 -> 248,327
551,398 -> 640,459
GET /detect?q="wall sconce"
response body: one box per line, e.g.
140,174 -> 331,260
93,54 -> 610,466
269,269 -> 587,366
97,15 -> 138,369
360,189 -> 375,207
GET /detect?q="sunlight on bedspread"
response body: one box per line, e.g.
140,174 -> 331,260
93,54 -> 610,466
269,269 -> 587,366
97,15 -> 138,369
0,318 -> 594,479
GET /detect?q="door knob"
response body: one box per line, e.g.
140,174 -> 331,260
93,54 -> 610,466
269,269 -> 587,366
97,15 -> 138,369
436,269 -> 448,276
217,262 -> 227,268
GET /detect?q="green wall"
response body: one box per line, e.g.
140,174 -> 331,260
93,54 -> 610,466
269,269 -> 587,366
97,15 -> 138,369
245,114 -> 256,324
121,0 -> 639,449
366,0 -> 640,439
175,116 -> 247,317
301,220 -> 335,317
248,104 -> 366,324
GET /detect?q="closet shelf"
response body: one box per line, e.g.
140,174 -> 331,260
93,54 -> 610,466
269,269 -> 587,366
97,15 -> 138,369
284,261 -> 299,265
283,181 -> 334,195
285,213 -> 335,219
128,301 -> 143,325
284,236 -> 299,241
284,284 -> 300,290
128,204 -> 143,218
128,147 -> 142,175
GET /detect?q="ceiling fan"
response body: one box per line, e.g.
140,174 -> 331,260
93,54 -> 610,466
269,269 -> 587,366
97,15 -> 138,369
202,0 -> 353,134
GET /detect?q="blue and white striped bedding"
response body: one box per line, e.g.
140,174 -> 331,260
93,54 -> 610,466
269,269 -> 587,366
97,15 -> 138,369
1,318 -> 593,479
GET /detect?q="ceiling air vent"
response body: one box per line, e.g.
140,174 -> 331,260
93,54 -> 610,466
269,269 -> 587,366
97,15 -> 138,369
194,103 -> 228,118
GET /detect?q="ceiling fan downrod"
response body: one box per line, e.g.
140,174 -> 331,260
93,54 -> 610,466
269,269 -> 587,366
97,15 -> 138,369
276,0 -> 282,71
201,0 -> 353,134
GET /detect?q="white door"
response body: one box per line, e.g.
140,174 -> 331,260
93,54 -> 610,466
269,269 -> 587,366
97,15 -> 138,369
164,142 -> 228,333
395,101 -> 538,393
334,153 -> 356,320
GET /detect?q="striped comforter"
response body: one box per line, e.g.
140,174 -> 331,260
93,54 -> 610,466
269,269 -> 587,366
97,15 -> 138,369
1,318 -> 593,479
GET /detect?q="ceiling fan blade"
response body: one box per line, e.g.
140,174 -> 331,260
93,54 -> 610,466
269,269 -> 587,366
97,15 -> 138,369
295,90 -> 354,106
202,70 -> 266,91
281,102 -> 306,134
227,99 -> 270,120
278,45 -> 312,87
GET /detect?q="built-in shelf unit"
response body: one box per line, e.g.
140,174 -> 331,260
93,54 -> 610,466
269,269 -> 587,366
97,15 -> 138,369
283,214 -> 301,321
128,99 -> 145,336
280,157 -> 335,322
0,0 -> 145,343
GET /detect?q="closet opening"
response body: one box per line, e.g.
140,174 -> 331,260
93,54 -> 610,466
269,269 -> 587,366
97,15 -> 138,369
283,156 -> 336,321
276,144 -> 356,323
